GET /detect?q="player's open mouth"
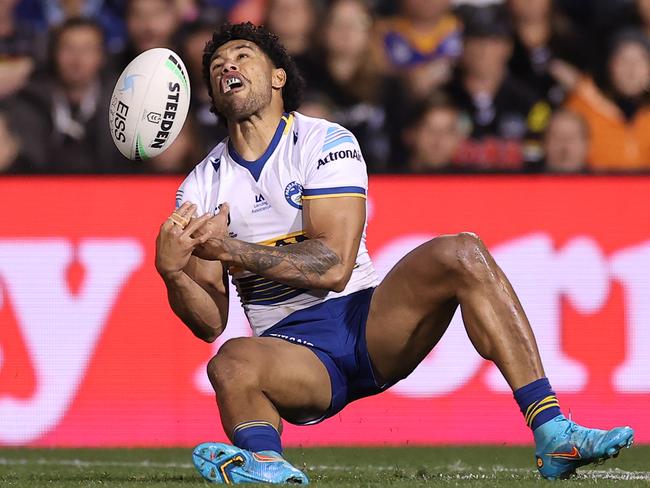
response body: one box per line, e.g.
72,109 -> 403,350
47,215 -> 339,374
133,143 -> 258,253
221,74 -> 245,94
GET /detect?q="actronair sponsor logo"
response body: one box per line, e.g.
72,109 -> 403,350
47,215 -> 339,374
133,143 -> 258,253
317,149 -> 362,169
151,82 -> 181,149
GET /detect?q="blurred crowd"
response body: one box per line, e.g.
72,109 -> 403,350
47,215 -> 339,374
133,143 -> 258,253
2,0 -> 650,174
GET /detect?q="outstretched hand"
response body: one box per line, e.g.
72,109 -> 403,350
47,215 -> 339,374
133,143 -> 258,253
155,202 -> 212,279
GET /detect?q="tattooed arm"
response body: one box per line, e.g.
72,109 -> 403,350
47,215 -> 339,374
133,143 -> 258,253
194,196 -> 366,292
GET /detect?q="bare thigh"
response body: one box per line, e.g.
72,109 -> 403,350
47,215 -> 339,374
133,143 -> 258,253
209,336 -> 332,428
366,236 -> 461,382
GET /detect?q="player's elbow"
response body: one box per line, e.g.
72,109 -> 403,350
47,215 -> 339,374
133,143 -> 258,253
192,325 -> 222,343
201,331 -> 219,343
324,266 -> 352,293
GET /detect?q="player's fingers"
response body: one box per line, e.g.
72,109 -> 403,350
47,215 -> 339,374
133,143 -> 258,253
168,203 -> 196,229
176,202 -> 197,219
160,217 -> 177,233
168,212 -> 190,229
192,232 -> 212,246
217,202 -> 230,216
175,201 -> 192,216
183,213 -> 212,236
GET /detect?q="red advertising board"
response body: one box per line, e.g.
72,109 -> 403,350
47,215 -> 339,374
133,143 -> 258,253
0,176 -> 648,447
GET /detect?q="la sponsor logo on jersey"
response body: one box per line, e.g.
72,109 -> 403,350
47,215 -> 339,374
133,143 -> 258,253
284,182 -> 303,209
317,148 -> 362,169
252,193 -> 271,214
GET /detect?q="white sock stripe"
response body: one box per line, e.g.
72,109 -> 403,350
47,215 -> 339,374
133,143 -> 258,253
232,420 -> 278,434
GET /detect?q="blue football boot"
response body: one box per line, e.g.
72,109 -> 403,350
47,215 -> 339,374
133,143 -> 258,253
534,415 -> 634,479
192,442 -> 309,484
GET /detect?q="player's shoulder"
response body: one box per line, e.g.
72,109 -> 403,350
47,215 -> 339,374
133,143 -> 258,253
186,140 -> 227,178
292,112 -> 358,151
177,139 -> 226,197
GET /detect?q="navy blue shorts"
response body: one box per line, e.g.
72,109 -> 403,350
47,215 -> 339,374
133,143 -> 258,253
260,287 -> 389,424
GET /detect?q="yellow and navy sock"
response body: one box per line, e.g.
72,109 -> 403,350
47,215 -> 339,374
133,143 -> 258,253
514,378 -> 562,431
233,420 -> 282,454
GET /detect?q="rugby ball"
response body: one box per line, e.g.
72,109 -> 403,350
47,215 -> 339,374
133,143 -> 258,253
109,48 -> 191,160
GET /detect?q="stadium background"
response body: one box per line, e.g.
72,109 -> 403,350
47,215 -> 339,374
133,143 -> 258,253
1,0 -> 650,452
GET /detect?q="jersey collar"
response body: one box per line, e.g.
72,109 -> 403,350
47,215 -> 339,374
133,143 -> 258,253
227,112 -> 293,181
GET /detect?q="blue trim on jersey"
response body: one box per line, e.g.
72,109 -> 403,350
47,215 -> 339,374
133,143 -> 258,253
324,127 -> 348,141
246,289 -> 305,305
210,157 -> 221,172
322,135 -> 355,151
227,113 -> 288,181
234,273 -> 307,305
322,127 -> 355,151
236,274 -> 266,285
303,186 -> 366,197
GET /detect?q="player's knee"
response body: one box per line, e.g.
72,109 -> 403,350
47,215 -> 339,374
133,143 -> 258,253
451,232 -> 494,279
431,232 -> 492,281
207,338 -> 258,392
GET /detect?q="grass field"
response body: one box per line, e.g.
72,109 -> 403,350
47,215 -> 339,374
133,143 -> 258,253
0,446 -> 648,487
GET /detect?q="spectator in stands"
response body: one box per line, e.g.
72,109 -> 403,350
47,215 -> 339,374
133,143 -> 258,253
374,0 -> 462,100
15,0 -> 126,53
543,109 -> 589,173
608,0 -> 650,40
635,0 -> 650,37
264,0 -> 320,80
118,0 -> 180,69
4,18 -> 125,172
229,0 -> 265,25
0,0 -> 45,98
402,92 -> 464,173
308,0 -> 403,172
0,111 -> 27,173
559,29 -> 650,171
507,0 -> 592,106
174,0 -> 201,21
179,19 -> 227,152
446,6 -> 550,171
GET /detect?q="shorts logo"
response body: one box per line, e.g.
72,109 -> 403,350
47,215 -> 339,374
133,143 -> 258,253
284,181 -> 303,210
267,333 -> 314,347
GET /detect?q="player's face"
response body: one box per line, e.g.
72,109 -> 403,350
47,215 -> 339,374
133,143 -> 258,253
209,40 -> 281,121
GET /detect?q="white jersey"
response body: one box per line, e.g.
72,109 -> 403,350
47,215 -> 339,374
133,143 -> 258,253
176,112 -> 380,335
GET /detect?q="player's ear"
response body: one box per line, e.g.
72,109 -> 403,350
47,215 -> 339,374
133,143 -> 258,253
271,68 -> 287,90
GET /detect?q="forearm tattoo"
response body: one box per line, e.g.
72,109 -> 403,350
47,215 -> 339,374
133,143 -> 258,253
221,238 -> 341,288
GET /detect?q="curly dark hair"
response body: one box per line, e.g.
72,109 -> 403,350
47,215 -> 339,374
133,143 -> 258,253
202,22 -> 305,118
